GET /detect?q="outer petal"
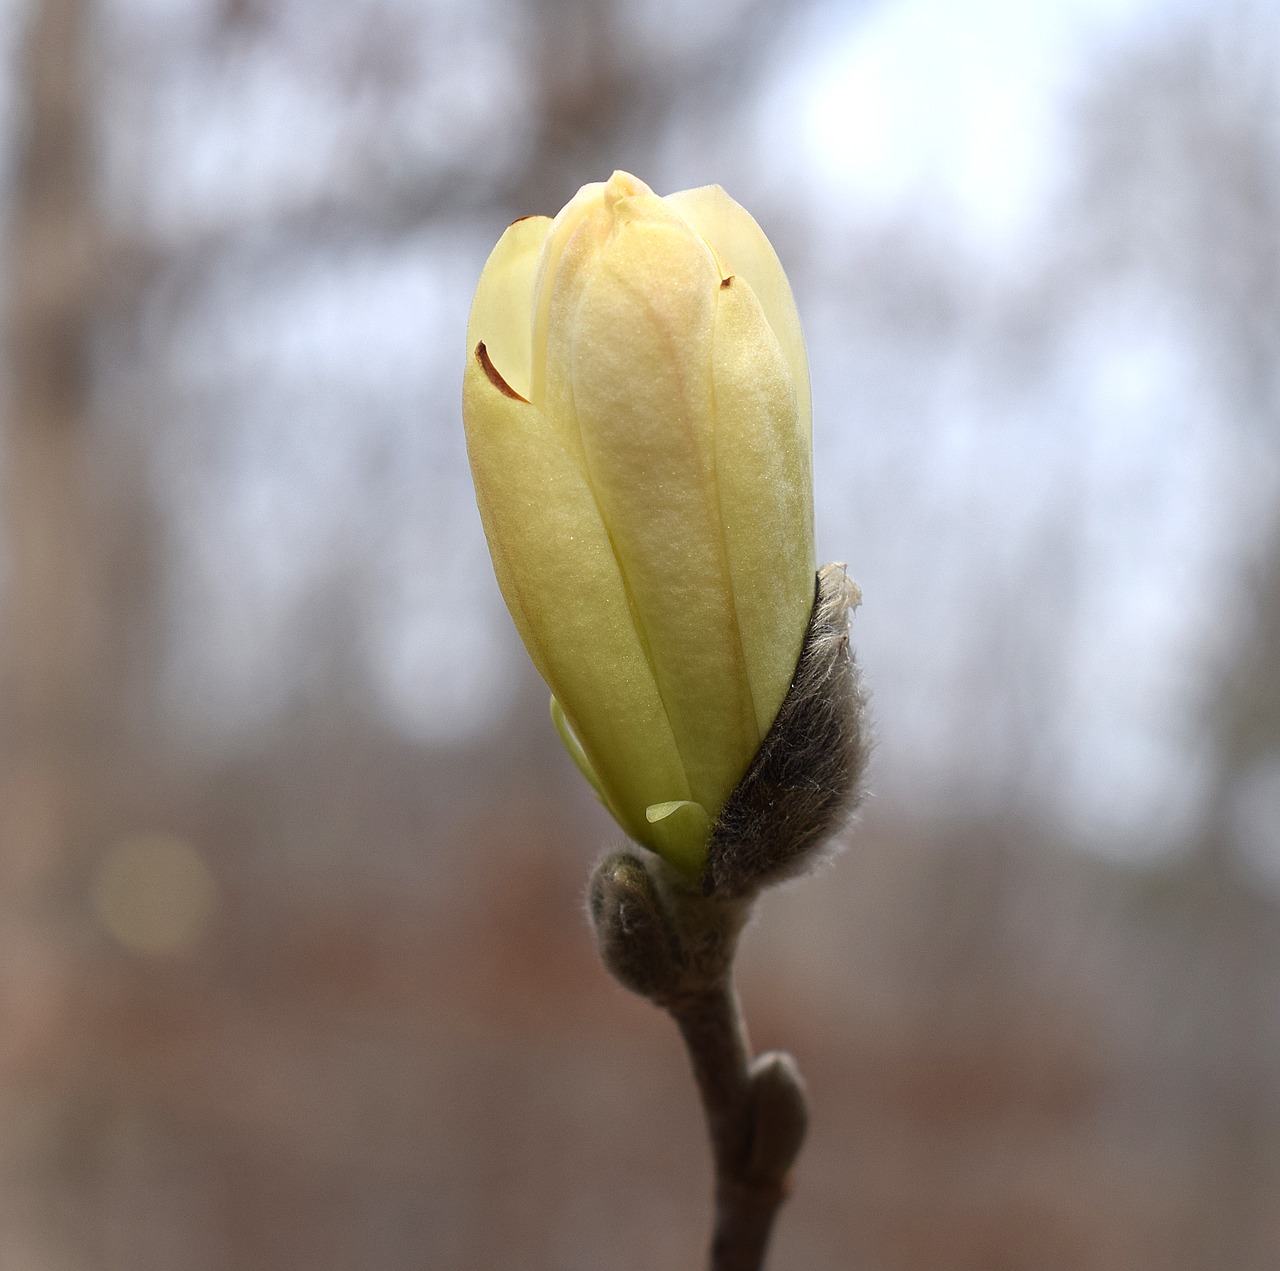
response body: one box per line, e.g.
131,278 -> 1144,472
568,209 -> 761,817
645,800 -> 713,877
466,215 -> 553,401
551,696 -> 621,821
528,178 -> 614,409
533,175 -> 655,458
711,275 -> 815,736
664,185 -> 812,447
463,349 -> 692,848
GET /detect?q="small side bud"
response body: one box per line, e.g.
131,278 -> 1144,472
588,852 -> 684,1002
746,1051 -> 809,1181
703,563 -> 871,897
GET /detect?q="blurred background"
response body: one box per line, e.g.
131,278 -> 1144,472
2,0 -> 1279,1266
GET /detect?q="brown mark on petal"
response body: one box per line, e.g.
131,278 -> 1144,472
476,342 -> 528,402
509,214 -> 537,225
720,275 -> 734,289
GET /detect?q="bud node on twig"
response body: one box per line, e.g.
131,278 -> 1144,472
745,1051 -> 808,1182
589,852 -> 686,1001
589,851 -> 752,1002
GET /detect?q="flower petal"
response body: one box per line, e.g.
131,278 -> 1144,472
645,800 -> 713,877
711,275 -> 815,736
466,215 -> 553,401
533,175 -> 658,454
463,348 -> 692,844
665,184 -> 811,447
528,179 -> 614,409
551,695 -> 623,822
568,212 -> 761,816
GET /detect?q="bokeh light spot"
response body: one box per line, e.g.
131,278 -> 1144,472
91,834 -> 218,956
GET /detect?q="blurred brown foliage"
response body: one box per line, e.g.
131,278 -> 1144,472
2,0 -> 1279,1268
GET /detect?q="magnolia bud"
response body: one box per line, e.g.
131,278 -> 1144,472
464,172 -> 814,877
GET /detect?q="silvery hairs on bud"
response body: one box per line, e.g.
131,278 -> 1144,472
703,563 -> 870,898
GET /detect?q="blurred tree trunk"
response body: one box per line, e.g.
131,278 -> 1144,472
1211,538 -> 1280,822
2,0 -> 100,832
0,0 -> 104,1262
1189,530 -> 1280,1271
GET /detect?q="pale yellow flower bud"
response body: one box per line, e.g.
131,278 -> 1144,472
463,171 -> 814,875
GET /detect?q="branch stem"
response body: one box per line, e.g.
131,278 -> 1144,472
588,854 -> 811,1270
668,982 -> 790,1271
